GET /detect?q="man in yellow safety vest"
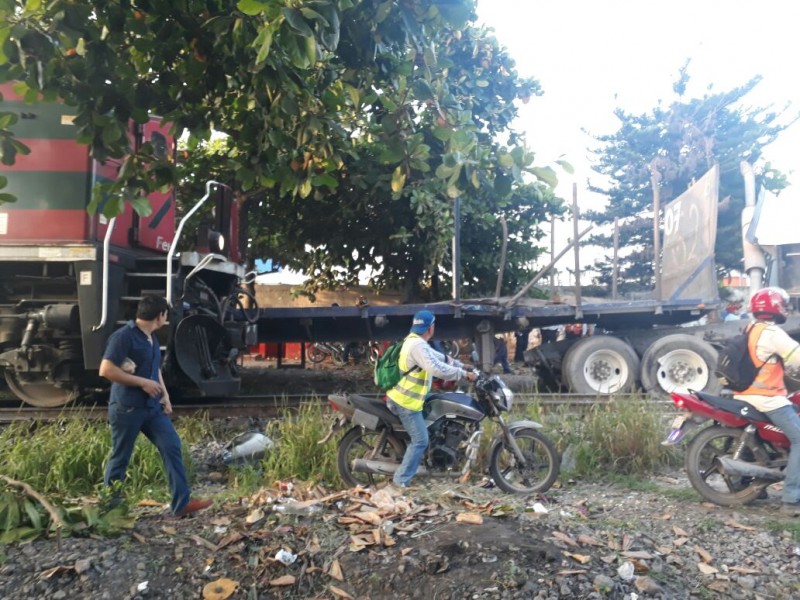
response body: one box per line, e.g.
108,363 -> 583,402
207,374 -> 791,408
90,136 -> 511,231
386,310 -> 477,487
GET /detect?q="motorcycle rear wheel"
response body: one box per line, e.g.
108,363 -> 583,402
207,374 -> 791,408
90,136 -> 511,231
489,428 -> 560,494
685,425 -> 768,506
337,427 -> 406,488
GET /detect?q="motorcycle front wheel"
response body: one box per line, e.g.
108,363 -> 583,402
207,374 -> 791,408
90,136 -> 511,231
306,345 -> 327,363
685,425 -> 768,506
337,427 -> 406,488
489,428 -> 560,494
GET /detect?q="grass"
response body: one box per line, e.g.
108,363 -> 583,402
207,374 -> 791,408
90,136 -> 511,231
552,395 -> 682,478
0,414 -> 201,503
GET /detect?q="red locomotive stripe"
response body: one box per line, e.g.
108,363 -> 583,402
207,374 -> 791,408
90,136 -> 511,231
2,139 -> 91,172
0,209 -> 90,241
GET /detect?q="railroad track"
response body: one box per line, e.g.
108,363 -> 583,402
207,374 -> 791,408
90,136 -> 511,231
0,392 -> 676,423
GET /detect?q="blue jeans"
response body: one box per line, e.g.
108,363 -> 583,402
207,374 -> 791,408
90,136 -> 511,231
104,401 -> 191,514
387,400 -> 428,487
767,405 -> 800,504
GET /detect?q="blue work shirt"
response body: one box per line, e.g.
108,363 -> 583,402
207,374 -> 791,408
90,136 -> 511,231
103,321 -> 162,407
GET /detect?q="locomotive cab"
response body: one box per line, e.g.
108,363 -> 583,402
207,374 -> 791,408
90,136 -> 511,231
0,83 -> 252,406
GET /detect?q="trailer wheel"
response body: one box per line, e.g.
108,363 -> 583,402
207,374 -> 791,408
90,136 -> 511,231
561,336 -> 639,394
640,334 -> 720,397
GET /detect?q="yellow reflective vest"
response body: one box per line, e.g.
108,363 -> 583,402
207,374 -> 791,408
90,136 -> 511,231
386,334 -> 429,412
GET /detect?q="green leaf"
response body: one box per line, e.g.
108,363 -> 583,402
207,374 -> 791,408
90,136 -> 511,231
436,0 -> 472,28
375,0 -> 393,23
411,79 -> 434,101
435,164 -> 454,179
255,26 -> 273,64
237,0 -> 267,16
101,124 -> 122,146
0,193 -> 15,203
432,127 -> 451,142
282,8 -> 314,37
299,178 -> 312,198
555,159 -> 575,174
0,112 -> 17,129
494,173 -> 512,197
129,194 -> 154,217
391,165 -> 406,193
498,153 -> 514,170
312,173 -> 338,189
531,166 -> 558,188
0,26 -> 10,66
22,500 -> 41,530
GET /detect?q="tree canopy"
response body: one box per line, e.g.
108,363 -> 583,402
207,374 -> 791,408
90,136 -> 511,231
0,0 -> 563,301
586,65 -> 796,295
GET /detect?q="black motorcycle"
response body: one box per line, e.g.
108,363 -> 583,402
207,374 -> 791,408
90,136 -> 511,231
322,373 -> 560,494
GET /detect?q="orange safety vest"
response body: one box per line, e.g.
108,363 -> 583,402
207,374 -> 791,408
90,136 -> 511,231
738,322 -> 786,397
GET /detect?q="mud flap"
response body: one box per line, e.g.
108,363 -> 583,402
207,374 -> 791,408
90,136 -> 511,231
173,314 -> 241,396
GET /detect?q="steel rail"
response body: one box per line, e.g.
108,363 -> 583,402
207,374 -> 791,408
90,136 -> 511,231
0,393 -> 677,424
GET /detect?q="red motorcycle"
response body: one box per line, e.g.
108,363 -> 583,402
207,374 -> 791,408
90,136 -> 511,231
664,389 -> 800,506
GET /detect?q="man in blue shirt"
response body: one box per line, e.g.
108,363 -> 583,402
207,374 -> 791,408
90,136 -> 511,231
100,295 -> 212,518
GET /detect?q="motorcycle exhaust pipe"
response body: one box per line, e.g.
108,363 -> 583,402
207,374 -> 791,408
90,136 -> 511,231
352,459 -> 428,477
717,457 -> 784,482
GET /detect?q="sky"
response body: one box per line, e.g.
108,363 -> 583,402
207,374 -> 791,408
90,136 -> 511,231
475,0 -> 800,275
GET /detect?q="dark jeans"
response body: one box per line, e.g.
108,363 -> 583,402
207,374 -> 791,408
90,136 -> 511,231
104,400 -> 190,514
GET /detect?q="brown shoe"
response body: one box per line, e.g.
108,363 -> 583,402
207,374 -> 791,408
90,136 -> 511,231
174,498 -> 213,518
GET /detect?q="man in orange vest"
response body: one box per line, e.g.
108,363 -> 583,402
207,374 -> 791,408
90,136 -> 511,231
735,287 -> 800,515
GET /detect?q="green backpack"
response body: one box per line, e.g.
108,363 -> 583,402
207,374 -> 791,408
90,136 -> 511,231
374,339 -> 419,392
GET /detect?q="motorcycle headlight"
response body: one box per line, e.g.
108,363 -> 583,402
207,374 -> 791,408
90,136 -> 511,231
501,386 -> 514,411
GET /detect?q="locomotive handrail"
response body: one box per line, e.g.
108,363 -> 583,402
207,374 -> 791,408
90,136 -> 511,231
167,180 -> 223,308
92,216 -> 117,332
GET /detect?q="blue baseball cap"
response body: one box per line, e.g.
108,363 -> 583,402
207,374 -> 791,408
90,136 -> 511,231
410,310 -> 435,334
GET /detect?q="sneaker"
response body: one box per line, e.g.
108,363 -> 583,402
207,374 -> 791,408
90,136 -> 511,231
173,498 -> 213,519
779,502 -> 800,517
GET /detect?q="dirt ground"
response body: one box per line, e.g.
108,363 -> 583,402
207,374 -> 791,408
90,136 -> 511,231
3,361 -> 800,599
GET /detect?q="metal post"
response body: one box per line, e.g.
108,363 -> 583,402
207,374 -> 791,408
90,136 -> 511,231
612,217 -> 619,299
550,218 -> 556,297
452,196 -> 461,304
494,214 -> 508,300
572,183 -> 582,318
650,165 -> 662,302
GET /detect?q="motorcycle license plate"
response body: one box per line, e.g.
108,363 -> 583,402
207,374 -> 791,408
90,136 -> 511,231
662,414 -> 689,446
670,414 -> 688,430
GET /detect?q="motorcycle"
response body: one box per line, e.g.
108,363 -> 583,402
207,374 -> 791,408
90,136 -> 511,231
664,389 -> 800,506
306,342 -> 367,365
322,372 -> 561,494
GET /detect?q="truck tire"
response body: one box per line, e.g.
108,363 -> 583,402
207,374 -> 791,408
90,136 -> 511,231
561,336 -> 639,394
640,334 -> 720,397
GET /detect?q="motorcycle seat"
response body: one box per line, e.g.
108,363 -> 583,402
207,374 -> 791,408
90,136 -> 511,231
349,394 -> 402,427
695,391 -> 772,422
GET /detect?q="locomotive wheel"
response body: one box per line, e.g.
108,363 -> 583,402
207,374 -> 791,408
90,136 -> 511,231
489,428 -> 561,494
685,425 -> 767,506
337,427 -> 405,488
640,334 -> 721,397
561,336 -> 639,395
4,371 -> 77,408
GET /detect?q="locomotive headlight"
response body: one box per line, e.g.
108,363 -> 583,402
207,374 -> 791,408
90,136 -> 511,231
209,230 -> 226,253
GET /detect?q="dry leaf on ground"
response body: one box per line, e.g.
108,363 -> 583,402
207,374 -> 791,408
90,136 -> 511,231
455,512 -> 483,525
202,578 -> 238,600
